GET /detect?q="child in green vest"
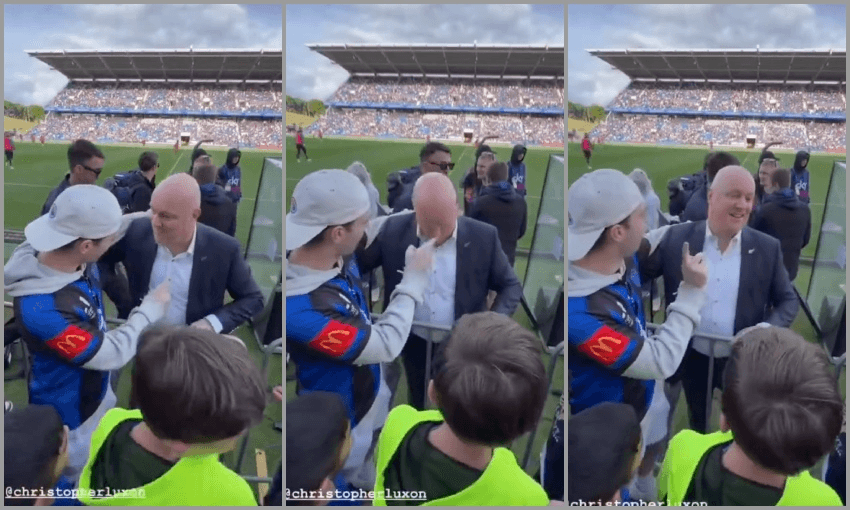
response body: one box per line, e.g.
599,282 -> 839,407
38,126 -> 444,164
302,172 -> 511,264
373,312 -> 553,506
658,326 -> 844,506
77,325 -> 268,506
286,391 -> 354,506
568,402 -> 642,504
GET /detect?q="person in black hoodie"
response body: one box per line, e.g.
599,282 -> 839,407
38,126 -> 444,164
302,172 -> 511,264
123,151 -> 158,213
217,148 -> 243,204
187,139 -> 213,174
194,161 -> 238,237
508,144 -> 528,196
467,161 -> 527,266
790,150 -> 811,204
751,168 -> 811,281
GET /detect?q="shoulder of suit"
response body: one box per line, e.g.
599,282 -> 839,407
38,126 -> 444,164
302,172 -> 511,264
742,226 -> 780,248
460,215 -> 497,234
197,222 -> 239,249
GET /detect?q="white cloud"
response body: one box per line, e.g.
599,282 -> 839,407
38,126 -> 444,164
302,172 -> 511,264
6,4 -> 282,106
286,4 -> 564,100
569,4 -> 845,105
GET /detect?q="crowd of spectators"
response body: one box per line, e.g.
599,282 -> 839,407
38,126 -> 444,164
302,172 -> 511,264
610,82 -> 846,115
304,108 -> 563,146
591,113 -> 845,151
29,113 -> 281,148
49,82 -> 282,113
329,77 -> 564,109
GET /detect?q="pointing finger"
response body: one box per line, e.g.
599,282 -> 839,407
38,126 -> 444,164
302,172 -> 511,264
682,241 -> 691,260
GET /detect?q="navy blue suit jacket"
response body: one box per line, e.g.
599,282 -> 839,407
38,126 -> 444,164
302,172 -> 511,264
640,221 -> 798,333
104,219 -> 264,333
357,213 -> 522,319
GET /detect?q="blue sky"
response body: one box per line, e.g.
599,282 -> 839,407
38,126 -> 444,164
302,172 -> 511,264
569,4 -> 846,106
4,4 -> 282,106
286,4 -> 565,101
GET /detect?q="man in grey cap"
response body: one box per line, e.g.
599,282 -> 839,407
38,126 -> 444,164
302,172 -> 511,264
4,185 -> 171,483
567,169 -> 708,499
286,169 -> 435,491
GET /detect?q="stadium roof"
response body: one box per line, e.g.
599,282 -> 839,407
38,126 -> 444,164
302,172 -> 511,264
25,49 -> 282,83
307,44 -> 564,79
588,49 -> 846,84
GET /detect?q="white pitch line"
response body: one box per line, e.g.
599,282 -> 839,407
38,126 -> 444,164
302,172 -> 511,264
165,151 -> 186,179
5,182 -> 53,189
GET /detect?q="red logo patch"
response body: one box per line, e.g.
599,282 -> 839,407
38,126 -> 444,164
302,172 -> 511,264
46,325 -> 94,361
308,320 -> 359,358
577,326 -> 630,366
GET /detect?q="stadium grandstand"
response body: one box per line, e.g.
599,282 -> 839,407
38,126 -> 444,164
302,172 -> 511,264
587,49 -> 846,153
25,49 -> 283,149
302,44 -> 564,147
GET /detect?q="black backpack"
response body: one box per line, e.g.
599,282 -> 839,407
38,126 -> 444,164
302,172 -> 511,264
103,171 -> 141,213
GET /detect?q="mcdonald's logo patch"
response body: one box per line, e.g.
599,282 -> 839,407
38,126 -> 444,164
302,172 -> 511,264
309,320 -> 358,358
46,325 -> 94,361
577,326 -> 630,366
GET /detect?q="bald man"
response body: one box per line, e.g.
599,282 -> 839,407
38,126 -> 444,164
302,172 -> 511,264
358,172 -> 523,410
102,173 -> 263,334
640,165 -> 798,433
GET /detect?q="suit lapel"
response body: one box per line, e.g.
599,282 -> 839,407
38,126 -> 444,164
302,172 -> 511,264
454,218 -> 467,320
692,221 -> 707,253
188,227 -> 206,316
140,222 -> 159,287
735,228 -> 756,332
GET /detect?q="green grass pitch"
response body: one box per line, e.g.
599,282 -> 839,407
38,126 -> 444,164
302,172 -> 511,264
567,142 -> 846,476
285,135 -> 565,476
3,141 -> 281,500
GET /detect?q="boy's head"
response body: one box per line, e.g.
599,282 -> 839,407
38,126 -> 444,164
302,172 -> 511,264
429,312 -> 547,445
4,405 -> 70,506
721,326 -> 844,475
568,402 -> 641,504
131,325 -> 267,455
286,392 -> 352,506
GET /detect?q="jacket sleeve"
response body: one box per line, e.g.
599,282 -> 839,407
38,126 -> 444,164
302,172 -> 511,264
621,283 -> 706,380
210,242 -> 265,333
765,238 -> 799,327
17,292 -> 165,371
488,226 -> 522,316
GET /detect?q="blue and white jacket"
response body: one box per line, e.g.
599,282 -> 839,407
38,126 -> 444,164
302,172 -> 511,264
4,240 -> 165,481
567,229 -> 706,420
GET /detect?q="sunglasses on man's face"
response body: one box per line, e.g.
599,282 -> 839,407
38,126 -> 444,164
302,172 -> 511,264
81,164 -> 103,177
428,160 -> 455,172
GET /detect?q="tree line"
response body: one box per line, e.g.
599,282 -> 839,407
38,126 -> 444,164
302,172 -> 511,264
4,100 -> 46,122
568,101 -> 606,123
286,96 -> 326,117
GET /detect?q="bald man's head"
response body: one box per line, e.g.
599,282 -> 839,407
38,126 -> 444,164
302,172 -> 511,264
150,173 -> 202,251
708,165 -> 755,240
413,173 -> 458,246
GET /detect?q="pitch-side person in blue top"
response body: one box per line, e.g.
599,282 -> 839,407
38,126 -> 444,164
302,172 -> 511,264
286,169 -> 436,494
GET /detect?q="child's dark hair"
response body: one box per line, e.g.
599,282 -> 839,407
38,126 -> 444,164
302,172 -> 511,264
131,325 -> 267,443
568,402 -> 641,503
432,312 -> 547,445
722,326 -> 844,475
4,405 -> 66,506
286,392 -> 350,506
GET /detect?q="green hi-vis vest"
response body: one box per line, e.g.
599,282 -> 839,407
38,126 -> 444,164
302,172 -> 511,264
373,404 -> 549,506
659,429 -> 842,506
77,408 -> 257,506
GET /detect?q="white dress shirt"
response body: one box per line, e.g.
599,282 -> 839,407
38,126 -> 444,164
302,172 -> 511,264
148,225 -> 223,332
693,225 -> 742,358
411,221 -> 458,343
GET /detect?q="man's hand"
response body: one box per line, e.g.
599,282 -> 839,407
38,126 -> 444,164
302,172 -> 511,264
149,278 -> 171,308
681,241 -> 708,288
405,238 -> 436,273
190,318 -> 215,331
272,385 -> 283,402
